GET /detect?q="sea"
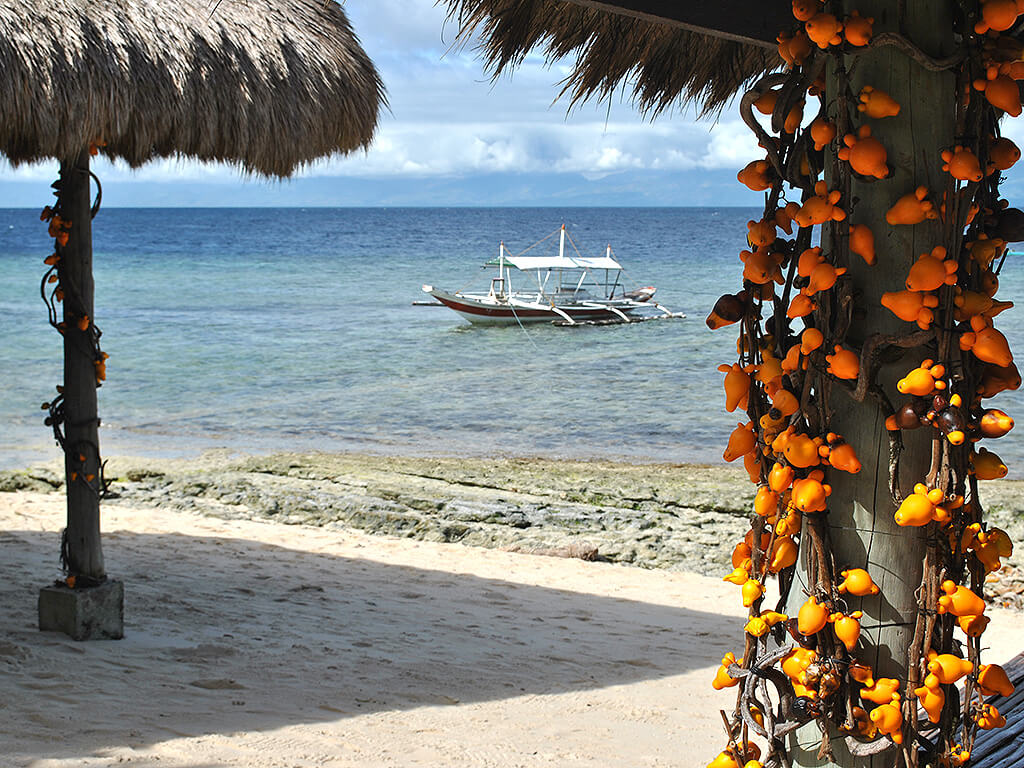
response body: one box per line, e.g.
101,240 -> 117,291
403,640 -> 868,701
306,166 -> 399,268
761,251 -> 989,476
1,207 -> 1023,471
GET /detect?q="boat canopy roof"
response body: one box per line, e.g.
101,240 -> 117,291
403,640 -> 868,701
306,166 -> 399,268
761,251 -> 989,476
491,254 -> 623,271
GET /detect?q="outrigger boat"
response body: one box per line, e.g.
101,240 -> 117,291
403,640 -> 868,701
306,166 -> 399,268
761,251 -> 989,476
420,225 -> 682,326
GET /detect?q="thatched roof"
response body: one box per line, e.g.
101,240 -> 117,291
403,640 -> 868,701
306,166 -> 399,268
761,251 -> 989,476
444,0 -> 781,116
0,0 -> 384,177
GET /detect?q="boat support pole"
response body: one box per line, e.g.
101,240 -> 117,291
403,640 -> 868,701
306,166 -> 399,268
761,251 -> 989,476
549,306 -> 577,324
507,297 -> 576,325
586,303 -> 631,323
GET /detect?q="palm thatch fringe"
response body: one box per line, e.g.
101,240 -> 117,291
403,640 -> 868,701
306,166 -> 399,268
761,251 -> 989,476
0,0 -> 385,177
443,0 -> 781,117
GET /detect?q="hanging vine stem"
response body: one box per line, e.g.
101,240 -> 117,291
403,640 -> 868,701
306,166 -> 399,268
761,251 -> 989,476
89,169 -> 102,219
848,330 -> 937,404
846,31 -> 968,72
740,74 -> 794,179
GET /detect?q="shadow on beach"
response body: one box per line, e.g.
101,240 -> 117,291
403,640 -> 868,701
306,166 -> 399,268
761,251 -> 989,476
0,524 -> 736,764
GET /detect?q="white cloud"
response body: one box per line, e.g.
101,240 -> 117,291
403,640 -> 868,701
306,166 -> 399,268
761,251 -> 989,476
0,1 -> 768,198
1,117 -> 761,187
300,117 -> 758,178
703,120 -> 762,169
0,159 -> 58,181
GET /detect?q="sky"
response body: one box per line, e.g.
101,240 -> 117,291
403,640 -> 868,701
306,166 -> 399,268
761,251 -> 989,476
1,1 -> 1023,207
0,0 -> 772,207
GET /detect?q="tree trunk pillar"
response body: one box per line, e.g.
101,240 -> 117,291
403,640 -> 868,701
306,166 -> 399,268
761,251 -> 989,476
60,150 -> 105,581
38,151 -> 122,641
785,2 -> 955,765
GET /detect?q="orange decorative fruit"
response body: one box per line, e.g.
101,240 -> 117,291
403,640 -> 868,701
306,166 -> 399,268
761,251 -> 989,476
777,31 -> 813,67
809,117 -> 837,151
974,0 -> 1022,33
805,12 -> 843,48
989,136 -> 1020,171
858,85 -> 900,118
723,422 -> 757,462
791,0 -> 822,21
711,652 -> 740,690
881,289 -> 938,330
849,223 -> 876,265
843,10 -> 873,45
838,568 -> 879,596
718,362 -> 752,412
829,610 -> 863,652
825,345 -> 859,380
906,246 -> 957,291
838,125 -> 889,178
797,596 -> 828,635
937,580 -> 986,617
971,446 -> 1008,479
975,73 -> 1022,117
795,180 -> 846,227
914,678 -> 945,724
737,159 -> 773,191
897,359 -> 946,396
942,145 -> 984,182
886,186 -> 937,225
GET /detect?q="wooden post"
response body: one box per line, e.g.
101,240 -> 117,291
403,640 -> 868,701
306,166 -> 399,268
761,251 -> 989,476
38,150 -> 121,640
59,149 -> 104,581
784,2 -> 955,765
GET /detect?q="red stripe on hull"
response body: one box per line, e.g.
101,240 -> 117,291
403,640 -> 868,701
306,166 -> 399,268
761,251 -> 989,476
434,295 -> 549,318
434,294 -> 630,323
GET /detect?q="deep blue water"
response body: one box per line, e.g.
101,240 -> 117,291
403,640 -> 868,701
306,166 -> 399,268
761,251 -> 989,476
1,207 -> 1022,471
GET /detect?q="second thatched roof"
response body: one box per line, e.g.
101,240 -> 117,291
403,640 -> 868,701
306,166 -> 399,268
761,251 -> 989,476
0,0 -> 385,177
444,0 -> 781,116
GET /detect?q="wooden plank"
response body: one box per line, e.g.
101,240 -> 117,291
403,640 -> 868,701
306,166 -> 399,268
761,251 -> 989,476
972,735 -> 1024,768
972,651 -> 1024,766
559,0 -> 791,48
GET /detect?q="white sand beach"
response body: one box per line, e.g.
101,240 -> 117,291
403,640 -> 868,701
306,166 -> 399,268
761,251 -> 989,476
2,490 -> 1022,768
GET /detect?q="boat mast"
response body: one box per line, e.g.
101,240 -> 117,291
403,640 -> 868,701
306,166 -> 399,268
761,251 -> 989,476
606,244 -> 611,297
498,240 -> 505,298
558,224 -> 566,294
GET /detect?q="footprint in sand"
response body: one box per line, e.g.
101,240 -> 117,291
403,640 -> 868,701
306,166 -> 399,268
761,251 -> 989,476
189,678 -> 246,690
0,641 -> 29,662
174,643 -> 237,662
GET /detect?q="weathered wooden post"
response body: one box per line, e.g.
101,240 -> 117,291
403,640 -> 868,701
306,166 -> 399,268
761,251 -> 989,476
37,150 -> 123,641
783,2 -> 956,765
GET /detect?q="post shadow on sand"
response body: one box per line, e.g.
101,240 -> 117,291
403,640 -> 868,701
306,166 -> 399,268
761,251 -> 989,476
0,526 -> 734,763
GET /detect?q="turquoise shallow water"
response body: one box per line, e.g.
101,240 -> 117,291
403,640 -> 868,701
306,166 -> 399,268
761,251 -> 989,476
1,207 -> 1022,470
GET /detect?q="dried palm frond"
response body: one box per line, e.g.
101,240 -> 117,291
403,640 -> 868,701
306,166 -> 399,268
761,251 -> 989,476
0,0 -> 385,176
443,0 -> 781,117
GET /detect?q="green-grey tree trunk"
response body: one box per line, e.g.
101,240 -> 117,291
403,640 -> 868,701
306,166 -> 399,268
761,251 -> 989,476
784,1 -> 954,765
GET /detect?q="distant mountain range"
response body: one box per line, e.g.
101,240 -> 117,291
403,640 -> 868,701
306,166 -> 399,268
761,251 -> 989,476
0,169 -> 765,207
6,166 -> 1024,208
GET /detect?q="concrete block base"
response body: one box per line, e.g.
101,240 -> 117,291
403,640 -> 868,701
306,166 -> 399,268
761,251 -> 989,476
38,579 -> 124,640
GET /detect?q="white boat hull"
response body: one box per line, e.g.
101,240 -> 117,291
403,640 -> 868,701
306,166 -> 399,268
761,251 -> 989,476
427,288 -> 643,325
